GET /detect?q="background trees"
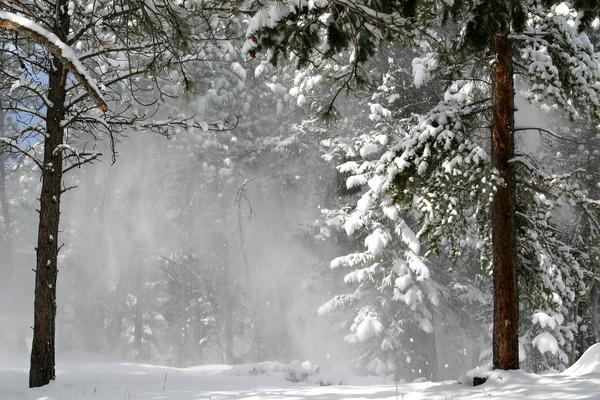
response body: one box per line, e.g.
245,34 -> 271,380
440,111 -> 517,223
0,0 -> 241,387
245,0 -> 600,371
1,0 -> 600,389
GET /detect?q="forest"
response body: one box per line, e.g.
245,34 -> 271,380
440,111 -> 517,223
1,1 -> 600,399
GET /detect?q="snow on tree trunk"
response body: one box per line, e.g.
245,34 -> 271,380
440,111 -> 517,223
29,8 -> 70,388
490,34 -> 519,371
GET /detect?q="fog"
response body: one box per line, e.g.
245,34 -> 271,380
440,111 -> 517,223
0,119 -> 357,368
0,132 -> 487,380
0,73 -> 568,380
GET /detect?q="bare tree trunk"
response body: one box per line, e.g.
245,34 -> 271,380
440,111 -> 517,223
29,3 -> 69,388
490,34 -> 519,370
220,237 -> 234,364
133,264 -> 145,360
425,321 -> 439,380
108,273 -> 125,357
224,300 -> 234,363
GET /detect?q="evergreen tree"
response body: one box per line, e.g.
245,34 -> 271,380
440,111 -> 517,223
246,0 -> 600,371
0,0 -> 239,387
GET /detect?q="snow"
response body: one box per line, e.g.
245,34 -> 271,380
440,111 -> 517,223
364,228 -> 391,255
359,142 -> 380,157
412,55 -> 435,87
457,366 -> 490,385
532,331 -> 559,356
0,11 -> 106,112
406,252 -> 430,281
338,161 -> 360,174
344,263 -> 380,284
266,82 -> 288,95
246,2 -> 294,36
418,317 -> 433,334
231,62 -> 247,81
396,219 -> 420,254
356,316 -> 384,342
369,103 -> 392,121
564,343 -> 600,376
395,272 -> 412,291
224,360 -> 321,383
2,360 -> 600,400
343,213 -> 362,236
346,174 -> 367,189
554,2 -> 572,17
532,311 -> 559,330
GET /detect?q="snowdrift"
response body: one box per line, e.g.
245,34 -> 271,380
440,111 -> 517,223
563,343 -> 600,376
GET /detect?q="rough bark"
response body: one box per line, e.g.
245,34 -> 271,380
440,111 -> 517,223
490,34 -> 519,370
592,285 -> 600,342
29,6 -> 69,389
587,161 -> 600,344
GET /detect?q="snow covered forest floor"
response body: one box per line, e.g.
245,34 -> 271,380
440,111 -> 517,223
2,344 -> 600,400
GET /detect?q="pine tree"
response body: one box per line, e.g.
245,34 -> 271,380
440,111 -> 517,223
246,0 -> 600,371
0,0 -> 238,387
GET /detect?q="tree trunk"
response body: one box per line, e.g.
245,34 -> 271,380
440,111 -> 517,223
29,6 -> 70,388
425,322 -> 439,380
587,159 -> 600,345
591,285 -> 600,343
133,264 -> 145,360
490,34 -> 519,370
107,272 -> 125,357
221,237 -> 234,364
224,299 -> 234,363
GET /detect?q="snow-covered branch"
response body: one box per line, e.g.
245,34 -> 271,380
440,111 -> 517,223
0,11 -> 108,113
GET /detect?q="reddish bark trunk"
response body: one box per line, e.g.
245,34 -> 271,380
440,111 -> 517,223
490,34 -> 519,370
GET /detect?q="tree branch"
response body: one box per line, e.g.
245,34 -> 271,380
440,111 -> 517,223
0,11 -> 108,112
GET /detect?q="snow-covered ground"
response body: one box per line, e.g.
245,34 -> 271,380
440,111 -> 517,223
2,345 -> 600,400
